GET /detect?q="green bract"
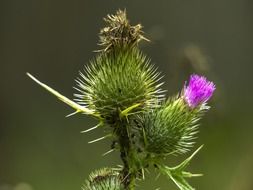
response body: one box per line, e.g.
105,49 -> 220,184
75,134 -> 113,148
74,48 -> 164,121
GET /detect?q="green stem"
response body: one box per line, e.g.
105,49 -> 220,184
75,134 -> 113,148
115,120 -> 136,190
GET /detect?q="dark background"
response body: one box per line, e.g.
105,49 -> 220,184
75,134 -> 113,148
1,0 -> 253,189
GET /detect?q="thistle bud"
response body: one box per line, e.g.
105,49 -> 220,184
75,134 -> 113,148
74,10 -> 164,122
142,74 -> 215,155
143,98 -> 199,155
82,168 -> 124,190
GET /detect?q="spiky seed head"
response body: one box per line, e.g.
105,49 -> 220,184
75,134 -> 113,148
98,9 -> 148,52
142,98 -> 203,156
82,168 -> 124,190
74,48 -> 164,122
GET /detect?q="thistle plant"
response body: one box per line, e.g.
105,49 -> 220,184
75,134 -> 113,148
27,10 -> 215,190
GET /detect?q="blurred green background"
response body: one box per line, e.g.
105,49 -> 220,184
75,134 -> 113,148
1,0 -> 253,189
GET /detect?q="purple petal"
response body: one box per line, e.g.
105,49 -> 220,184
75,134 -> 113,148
184,74 -> 215,108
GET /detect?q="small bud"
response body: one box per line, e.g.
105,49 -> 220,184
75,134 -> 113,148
183,74 -> 215,108
82,168 -> 124,190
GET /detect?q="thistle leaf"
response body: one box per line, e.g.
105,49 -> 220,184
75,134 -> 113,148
159,146 -> 203,190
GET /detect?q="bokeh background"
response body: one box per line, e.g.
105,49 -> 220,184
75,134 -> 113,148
1,0 -> 253,189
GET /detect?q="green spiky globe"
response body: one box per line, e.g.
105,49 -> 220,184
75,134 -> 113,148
142,98 -> 202,155
82,168 -> 124,190
74,48 -> 163,121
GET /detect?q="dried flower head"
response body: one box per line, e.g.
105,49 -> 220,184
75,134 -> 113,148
184,74 -> 215,108
98,9 -> 149,52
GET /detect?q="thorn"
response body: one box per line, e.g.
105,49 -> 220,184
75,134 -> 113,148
145,168 -> 150,174
26,72 -> 94,115
66,111 -> 80,117
81,123 -> 102,133
102,149 -> 115,156
141,168 -> 145,180
88,135 -> 110,144
120,103 -> 141,117
191,173 -> 203,177
176,145 -> 203,170
122,172 -> 130,183
155,173 -> 161,181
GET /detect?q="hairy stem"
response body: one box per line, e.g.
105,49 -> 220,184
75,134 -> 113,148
115,120 -> 137,190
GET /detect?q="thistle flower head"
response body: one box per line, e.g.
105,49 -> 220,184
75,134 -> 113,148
183,74 -> 215,108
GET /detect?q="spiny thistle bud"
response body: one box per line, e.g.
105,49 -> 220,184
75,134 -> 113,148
74,48 -> 163,122
98,9 -> 148,52
82,168 -> 124,190
143,98 -> 200,155
183,74 -> 215,108
73,10 -> 163,123
142,75 -> 215,155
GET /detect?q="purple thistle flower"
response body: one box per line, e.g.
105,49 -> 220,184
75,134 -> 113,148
183,74 -> 215,108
